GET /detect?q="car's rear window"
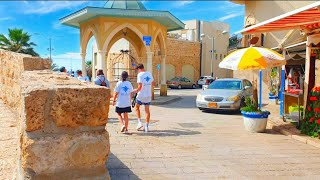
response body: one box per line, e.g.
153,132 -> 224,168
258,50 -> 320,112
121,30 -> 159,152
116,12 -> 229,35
200,77 -> 204,79
208,80 -> 242,90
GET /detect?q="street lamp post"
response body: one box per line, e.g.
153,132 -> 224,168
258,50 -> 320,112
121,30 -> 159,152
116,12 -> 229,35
48,38 -> 54,60
201,30 -> 228,77
33,33 -> 60,60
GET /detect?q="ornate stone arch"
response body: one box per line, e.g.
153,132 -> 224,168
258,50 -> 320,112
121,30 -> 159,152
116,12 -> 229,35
80,25 -> 99,54
106,35 -> 142,57
153,28 -> 167,55
102,23 -> 150,53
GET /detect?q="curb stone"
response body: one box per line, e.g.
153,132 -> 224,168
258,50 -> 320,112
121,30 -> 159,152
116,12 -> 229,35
151,96 -> 182,105
268,120 -> 320,148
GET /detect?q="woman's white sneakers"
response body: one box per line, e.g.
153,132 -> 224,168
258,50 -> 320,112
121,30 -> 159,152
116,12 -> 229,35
120,125 -> 126,133
136,122 -> 144,131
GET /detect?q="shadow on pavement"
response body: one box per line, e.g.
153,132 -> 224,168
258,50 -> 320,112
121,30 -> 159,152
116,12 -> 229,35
106,153 -> 140,180
156,96 -> 197,109
132,128 -> 201,137
202,109 -> 242,116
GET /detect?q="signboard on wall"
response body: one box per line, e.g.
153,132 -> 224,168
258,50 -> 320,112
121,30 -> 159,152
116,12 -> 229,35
143,36 -> 152,46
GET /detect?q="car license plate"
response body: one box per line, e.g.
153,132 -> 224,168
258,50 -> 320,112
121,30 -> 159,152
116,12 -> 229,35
208,102 -> 217,108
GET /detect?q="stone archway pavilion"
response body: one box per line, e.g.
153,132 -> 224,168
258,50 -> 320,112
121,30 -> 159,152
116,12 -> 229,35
60,0 -> 184,96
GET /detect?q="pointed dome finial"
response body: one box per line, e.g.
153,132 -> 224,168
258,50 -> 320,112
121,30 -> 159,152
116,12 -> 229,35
104,0 -> 146,10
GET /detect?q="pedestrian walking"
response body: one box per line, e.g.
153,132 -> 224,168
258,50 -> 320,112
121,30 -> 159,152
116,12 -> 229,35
134,63 -> 154,133
59,66 -> 67,73
112,71 -> 133,134
76,70 -> 89,82
94,69 -> 110,88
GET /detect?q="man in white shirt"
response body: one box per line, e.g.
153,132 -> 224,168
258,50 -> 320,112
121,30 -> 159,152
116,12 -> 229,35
134,63 -> 154,132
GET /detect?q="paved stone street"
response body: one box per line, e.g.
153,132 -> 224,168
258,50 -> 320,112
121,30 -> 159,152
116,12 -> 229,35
106,89 -> 320,179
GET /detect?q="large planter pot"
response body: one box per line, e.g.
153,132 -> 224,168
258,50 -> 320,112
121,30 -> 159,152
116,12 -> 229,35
241,111 -> 270,133
269,93 -> 279,105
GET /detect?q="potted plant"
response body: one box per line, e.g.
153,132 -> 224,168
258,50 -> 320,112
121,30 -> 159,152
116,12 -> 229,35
268,68 -> 279,104
241,97 -> 270,133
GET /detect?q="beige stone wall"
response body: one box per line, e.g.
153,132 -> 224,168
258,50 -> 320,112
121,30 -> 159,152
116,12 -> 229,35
165,38 -> 200,83
129,38 -> 200,84
0,49 -> 110,179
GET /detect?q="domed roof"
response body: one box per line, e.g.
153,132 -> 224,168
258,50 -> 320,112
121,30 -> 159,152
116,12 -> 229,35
61,0 -> 184,31
104,0 -> 146,10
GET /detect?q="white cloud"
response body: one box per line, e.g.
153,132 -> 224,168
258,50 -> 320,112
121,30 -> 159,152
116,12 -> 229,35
0,17 -> 13,21
174,1 -> 194,8
52,21 -> 62,30
50,52 -> 82,71
52,52 -> 81,60
218,12 -> 243,21
23,1 -> 88,14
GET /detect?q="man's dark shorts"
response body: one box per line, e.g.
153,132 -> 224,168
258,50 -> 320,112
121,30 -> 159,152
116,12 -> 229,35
136,100 -> 151,106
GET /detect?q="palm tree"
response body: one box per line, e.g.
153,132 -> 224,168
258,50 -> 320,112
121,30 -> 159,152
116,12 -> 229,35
51,63 -> 59,71
0,28 -> 39,56
86,61 -> 92,80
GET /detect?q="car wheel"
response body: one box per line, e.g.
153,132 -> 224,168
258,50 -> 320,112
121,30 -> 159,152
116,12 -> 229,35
178,85 -> 182,89
192,84 -> 196,89
198,107 -> 204,111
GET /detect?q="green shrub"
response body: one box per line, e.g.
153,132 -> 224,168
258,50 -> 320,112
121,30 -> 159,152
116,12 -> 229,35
240,97 -> 260,112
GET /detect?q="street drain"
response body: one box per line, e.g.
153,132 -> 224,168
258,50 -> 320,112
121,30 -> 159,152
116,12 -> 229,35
178,123 -> 203,128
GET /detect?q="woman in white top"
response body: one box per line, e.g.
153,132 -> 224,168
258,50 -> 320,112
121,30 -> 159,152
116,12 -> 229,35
112,71 -> 133,134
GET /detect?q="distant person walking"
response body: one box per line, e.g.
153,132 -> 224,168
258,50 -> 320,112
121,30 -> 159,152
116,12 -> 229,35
76,70 -> 89,82
94,69 -> 110,88
134,64 -> 154,132
59,66 -> 67,73
112,71 -> 133,134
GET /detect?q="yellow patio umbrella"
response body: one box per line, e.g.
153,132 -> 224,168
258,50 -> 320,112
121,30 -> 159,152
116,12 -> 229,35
219,46 -> 286,109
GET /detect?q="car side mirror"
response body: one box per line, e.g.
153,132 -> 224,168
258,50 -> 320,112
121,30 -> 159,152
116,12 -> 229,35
244,86 -> 251,90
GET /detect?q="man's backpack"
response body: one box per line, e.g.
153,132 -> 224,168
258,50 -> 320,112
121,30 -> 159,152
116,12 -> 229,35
99,77 -> 107,87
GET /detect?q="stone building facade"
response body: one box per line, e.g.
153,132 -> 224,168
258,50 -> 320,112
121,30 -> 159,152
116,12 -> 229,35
169,20 -> 231,78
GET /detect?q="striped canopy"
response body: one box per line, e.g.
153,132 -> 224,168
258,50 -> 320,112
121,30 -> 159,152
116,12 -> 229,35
237,1 -> 320,34
219,47 -> 285,70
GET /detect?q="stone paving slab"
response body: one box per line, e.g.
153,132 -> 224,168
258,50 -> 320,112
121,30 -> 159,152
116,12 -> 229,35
106,89 -> 320,179
0,100 -> 18,180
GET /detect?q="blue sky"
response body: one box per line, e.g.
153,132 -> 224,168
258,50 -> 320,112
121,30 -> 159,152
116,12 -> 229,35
0,1 -> 244,71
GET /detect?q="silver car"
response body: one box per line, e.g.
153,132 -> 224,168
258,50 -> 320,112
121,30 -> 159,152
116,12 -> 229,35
196,78 -> 253,111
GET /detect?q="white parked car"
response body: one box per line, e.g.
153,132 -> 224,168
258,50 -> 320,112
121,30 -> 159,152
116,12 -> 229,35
197,76 -> 213,87
196,78 -> 253,111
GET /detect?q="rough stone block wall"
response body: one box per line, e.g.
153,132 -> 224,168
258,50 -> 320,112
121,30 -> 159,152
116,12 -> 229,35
156,38 -> 201,83
0,49 -> 111,179
0,50 -> 51,111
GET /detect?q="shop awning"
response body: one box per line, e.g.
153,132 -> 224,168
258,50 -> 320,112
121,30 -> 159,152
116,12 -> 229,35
237,2 -> 320,34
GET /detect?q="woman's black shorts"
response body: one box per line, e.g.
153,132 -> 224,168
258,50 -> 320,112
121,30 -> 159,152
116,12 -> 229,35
115,106 -> 132,114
